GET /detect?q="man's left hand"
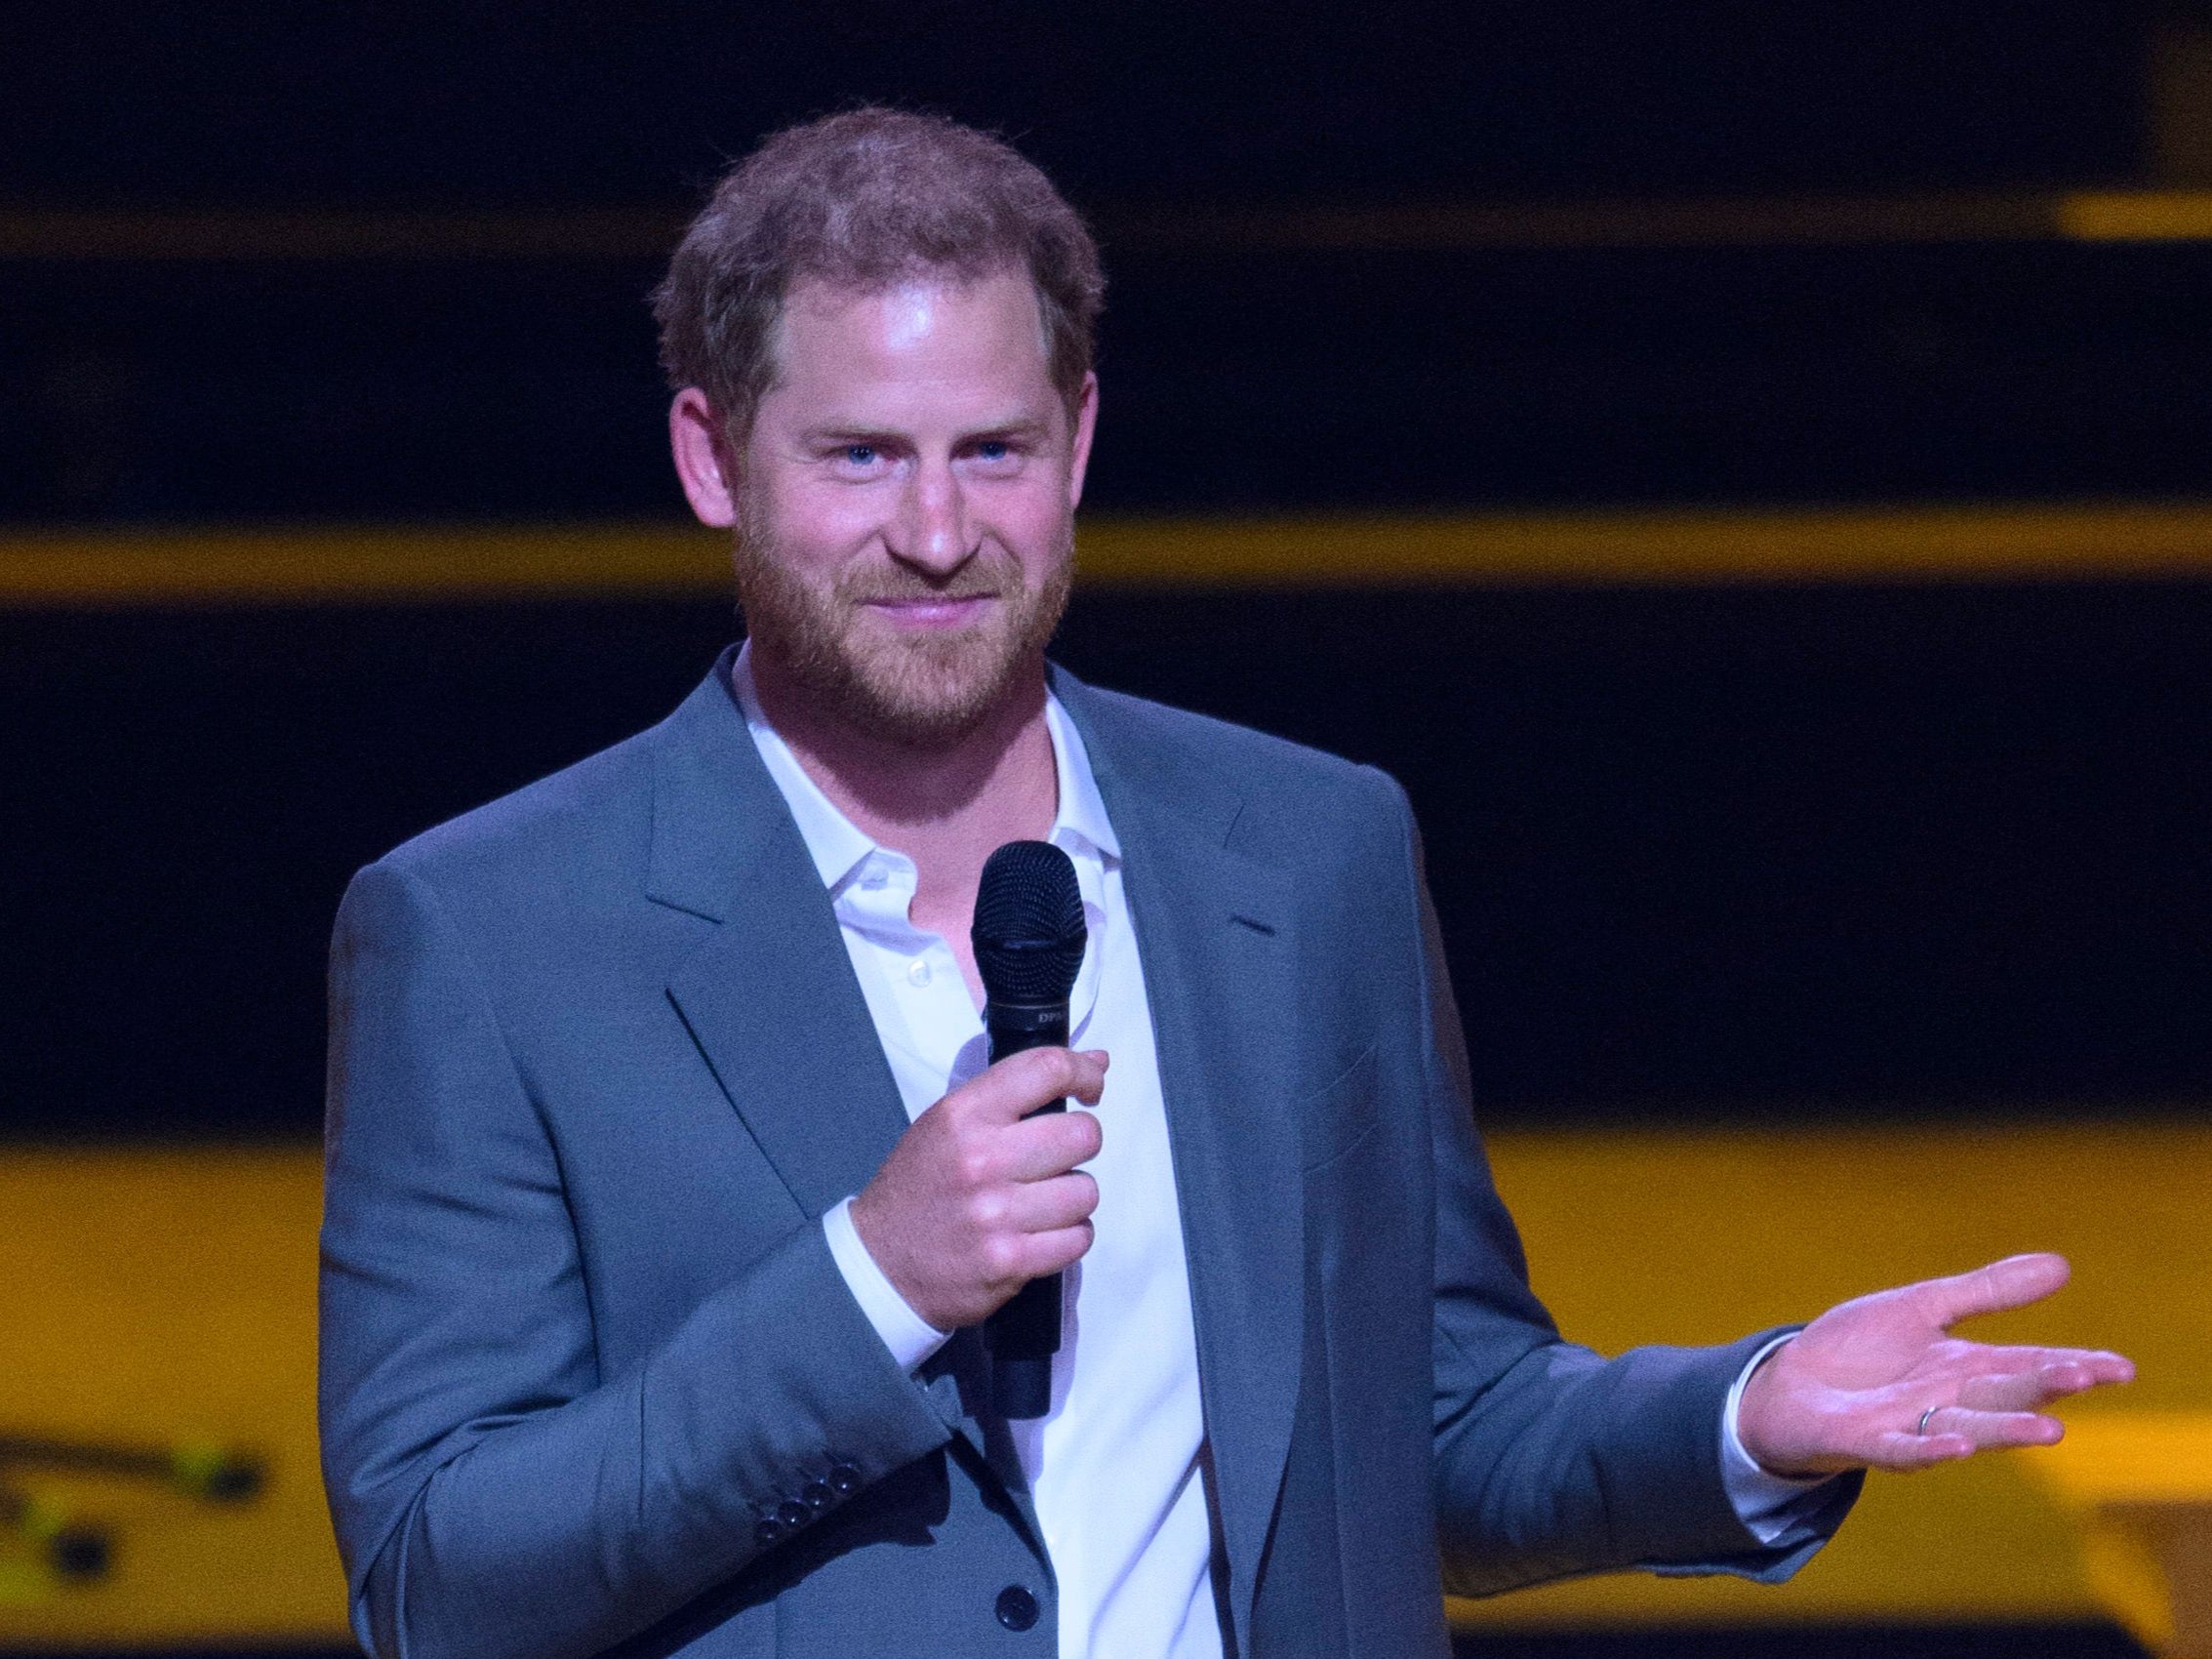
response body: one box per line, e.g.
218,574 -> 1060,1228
1736,1252 -> 2135,1477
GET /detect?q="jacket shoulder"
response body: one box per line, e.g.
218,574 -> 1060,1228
1071,680 -> 1408,827
358,714 -> 665,916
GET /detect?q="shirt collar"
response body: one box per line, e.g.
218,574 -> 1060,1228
729,643 -> 880,897
730,641 -> 1121,900
1041,692 -> 1121,865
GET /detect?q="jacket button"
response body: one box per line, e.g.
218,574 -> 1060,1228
777,1500 -> 810,1529
802,1481 -> 833,1511
754,1517 -> 784,1546
994,1584 -> 1039,1632
828,1464 -> 861,1495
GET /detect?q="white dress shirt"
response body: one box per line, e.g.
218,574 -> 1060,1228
730,647 -> 1824,1659
734,647 -> 1222,1658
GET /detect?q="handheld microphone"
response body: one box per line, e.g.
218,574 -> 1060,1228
972,839 -> 1088,1420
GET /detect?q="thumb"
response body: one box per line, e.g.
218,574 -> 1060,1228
1916,1253 -> 2071,1327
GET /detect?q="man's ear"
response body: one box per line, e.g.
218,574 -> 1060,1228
1066,372 -> 1099,511
669,387 -> 738,528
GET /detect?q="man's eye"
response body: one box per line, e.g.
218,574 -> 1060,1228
977,441 -> 1008,461
842,445 -> 877,466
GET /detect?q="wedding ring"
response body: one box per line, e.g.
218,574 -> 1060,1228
1916,1406 -> 1940,1436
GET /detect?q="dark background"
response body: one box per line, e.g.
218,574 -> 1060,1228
1,1 -> 2201,525
0,4 -> 2152,207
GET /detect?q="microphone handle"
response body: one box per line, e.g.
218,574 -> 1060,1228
981,999 -> 1070,1419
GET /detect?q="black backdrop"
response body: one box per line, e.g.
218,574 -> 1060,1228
2,4 -> 2146,207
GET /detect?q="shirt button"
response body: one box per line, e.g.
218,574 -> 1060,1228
860,868 -> 887,890
994,1584 -> 1040,1632
906,957 -> 932,988
777,1500 -> 810,1529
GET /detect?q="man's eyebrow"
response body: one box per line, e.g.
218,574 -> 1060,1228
796,417 -> 1055,446
965,417 -> 1053,441
797,424 -> 905,445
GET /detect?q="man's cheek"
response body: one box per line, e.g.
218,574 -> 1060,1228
775,480 -> 889,547
986,501 -> 1074,576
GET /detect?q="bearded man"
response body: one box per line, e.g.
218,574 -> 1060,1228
318,108 -> 2130,1659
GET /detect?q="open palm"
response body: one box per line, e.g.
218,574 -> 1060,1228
1736,1253 -> 2135,1477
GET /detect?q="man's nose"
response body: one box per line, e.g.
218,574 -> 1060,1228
886,457 -> 974,576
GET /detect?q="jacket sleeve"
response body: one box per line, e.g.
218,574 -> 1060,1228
1374,781 -> 1861,1597
318,859 -> 956,1659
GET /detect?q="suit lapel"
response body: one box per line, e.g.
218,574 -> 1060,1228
645,653 -> 1048,1556
643,655 -> 1305,1599
1056,670 -> 1304,1652
649,655 -> 914,1219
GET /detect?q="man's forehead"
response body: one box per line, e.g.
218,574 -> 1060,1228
771,269 -> 1050,380
874,286 -> 944,351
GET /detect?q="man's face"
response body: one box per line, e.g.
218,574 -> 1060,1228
729,269 -> 1096,749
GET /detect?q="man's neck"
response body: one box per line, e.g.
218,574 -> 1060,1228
744,649 -> 1060,983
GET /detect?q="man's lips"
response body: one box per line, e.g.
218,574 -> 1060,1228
859,593 -> 998,627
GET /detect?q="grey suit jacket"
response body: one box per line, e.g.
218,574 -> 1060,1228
319,650 -> 1854,1659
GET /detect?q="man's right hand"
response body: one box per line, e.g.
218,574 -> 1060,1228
849,1047 -> 1107,1332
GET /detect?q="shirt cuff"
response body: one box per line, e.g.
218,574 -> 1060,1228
1720,1333 -> 1838,1545
823,1195 -> 951,1373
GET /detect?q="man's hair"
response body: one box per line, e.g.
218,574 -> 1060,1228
652,107 -> 1105,441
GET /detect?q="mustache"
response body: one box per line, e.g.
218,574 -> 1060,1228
835,567 -> 1013,606
847,582 -> 1002,603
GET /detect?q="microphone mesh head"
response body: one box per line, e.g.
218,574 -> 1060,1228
972,840 -> 1087,1005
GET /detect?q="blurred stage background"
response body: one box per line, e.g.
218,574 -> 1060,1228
4,6 -> 2211,1656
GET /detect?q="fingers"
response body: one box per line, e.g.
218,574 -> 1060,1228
1952,1344 -> 2135,1380
960,1046 -> 1109,1125
941,1048 -> 1105,1182
1915,1253 -> 2071,1326
1866,1428 -> 1978,1471
1863,1406 -> 2064,1473
969,1169 -> 1099,1292
1954,1370 -> 2073,1413
1954,1355 -> 2135,1411
991,1170 -> 1101,1235
2046,1351 -> 2136,1389
1921,1406 -> 2065,1450
857,1049 -> 1109,1330
996,1109 -> 1105,1183
1012,1222 -> 1095,1282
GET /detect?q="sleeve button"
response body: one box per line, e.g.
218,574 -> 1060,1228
802,1481 -> 833,1511
777,1500 -> 810,1529
828,1463 -> 862,1494
754,1517 -> 784,1546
